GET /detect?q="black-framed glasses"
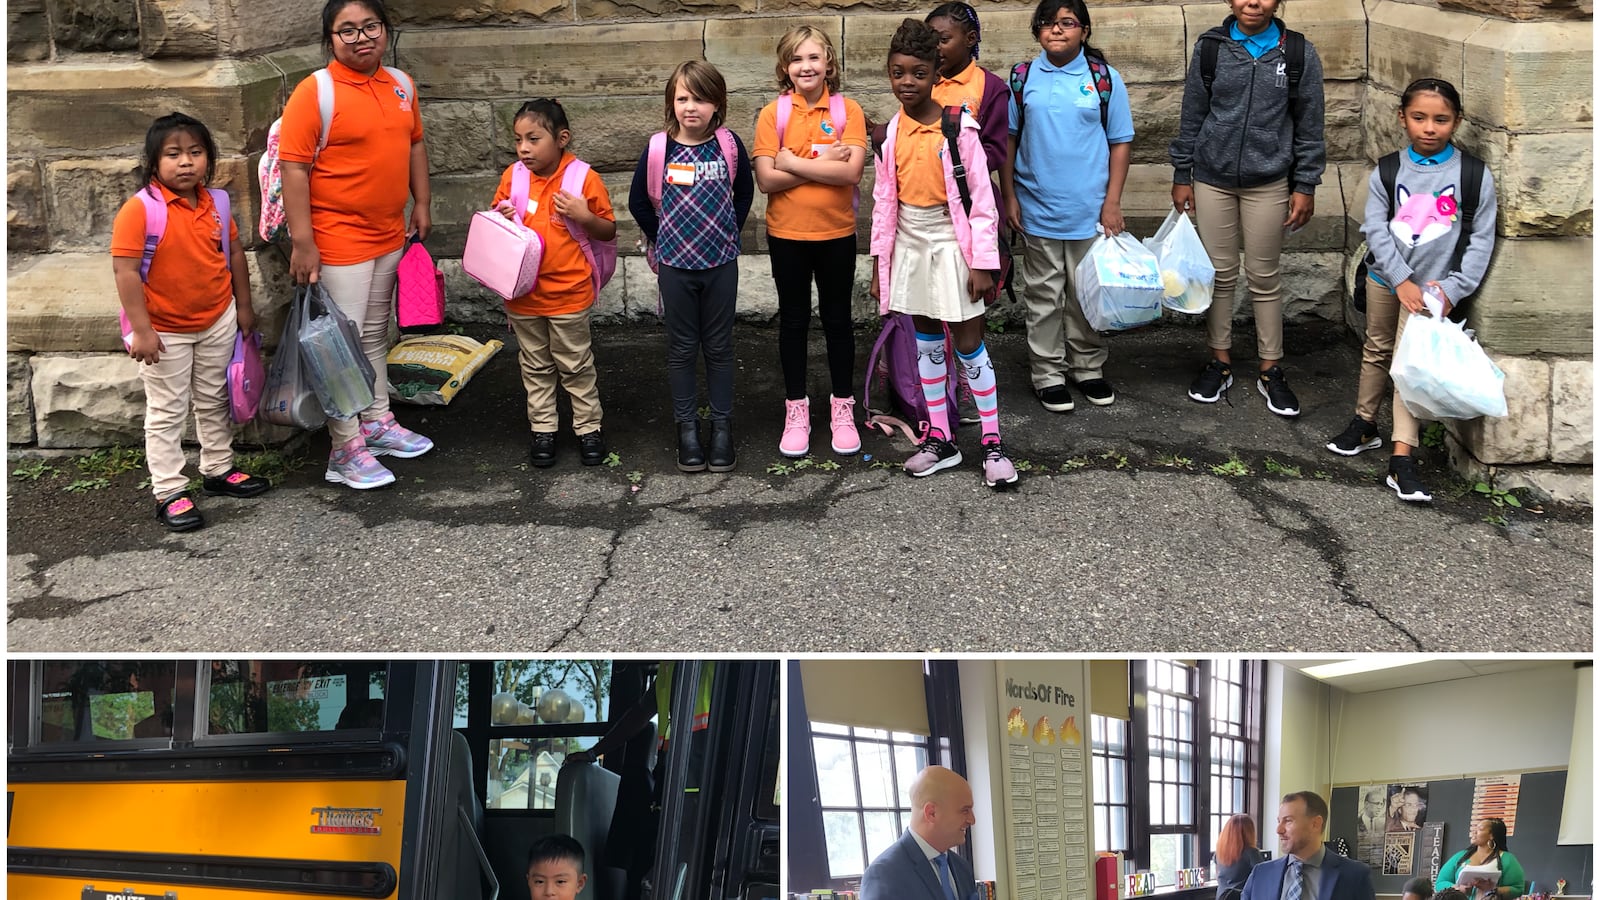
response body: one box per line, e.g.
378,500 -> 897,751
333,21 -> 385,43
1038,17 -> 1083,31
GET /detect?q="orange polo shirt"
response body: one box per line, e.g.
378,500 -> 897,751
278,60 -> 424,266
895,114 -> 948,208
491,153 -> 615,317
932,59 -> 985,118
110,183 -> 240,333
752,90 -> 867,240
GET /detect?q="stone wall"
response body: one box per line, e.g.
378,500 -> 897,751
5,0 -> 1593,502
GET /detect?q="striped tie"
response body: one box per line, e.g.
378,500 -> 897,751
1285,860 -> 1306,900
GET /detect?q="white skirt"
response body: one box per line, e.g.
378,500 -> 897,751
888,203 -> 985,323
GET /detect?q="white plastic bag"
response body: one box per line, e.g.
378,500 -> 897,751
1142,209 -> 1216,314
1390,302 -> 1507,420
1075,231 -> 1164,331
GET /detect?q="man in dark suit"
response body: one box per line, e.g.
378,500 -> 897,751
1244,792 -> 1376,900
861,766 -> 978,900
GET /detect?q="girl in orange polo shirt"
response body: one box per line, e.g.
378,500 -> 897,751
280,0 -> 434,491
753,26 -> 868,459
491,99 -> 617,470
111,113 -> 269,532
926,3 -> 1010,188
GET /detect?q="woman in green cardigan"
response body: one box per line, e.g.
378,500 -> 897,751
1436,818 -> 1526,900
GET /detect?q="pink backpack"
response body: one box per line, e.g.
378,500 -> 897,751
396,239 -> 445,328
227,329 -> 266,424
643,127 -> 739,274
513,158 -> 617,297
119,185 -> 233,348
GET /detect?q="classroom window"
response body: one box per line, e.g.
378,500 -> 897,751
1146,660 -> 1199,884
1092,714 -> 1131,854
811,722 -> 929,879
1209,659 -> 1258,853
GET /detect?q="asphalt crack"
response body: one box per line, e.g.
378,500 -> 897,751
10,582 -> 161,622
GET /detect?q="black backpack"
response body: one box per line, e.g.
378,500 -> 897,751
1200,26 -> 1306,119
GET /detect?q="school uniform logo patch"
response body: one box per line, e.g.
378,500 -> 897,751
394,85 -> 412,112
821,118 -> 836,136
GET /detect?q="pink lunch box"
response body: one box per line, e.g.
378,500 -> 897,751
462,210 -> 543,301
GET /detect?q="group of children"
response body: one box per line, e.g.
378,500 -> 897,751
115,0 -> 1498,530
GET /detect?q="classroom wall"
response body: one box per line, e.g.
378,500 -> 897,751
1329,665 -> 1579,783
959,659 -> 1006,885
1265,664 -> 1337,819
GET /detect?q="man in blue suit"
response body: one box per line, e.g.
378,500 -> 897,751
861,766 -> 978,900
1244,792 -> 1376,900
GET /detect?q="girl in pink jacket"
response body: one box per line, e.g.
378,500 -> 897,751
870,17 -> 1013,488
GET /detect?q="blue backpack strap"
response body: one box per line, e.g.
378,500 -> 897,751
1008,61 -> 1030,138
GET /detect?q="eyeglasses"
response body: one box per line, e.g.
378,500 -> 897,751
1038,17 -> 1083,32
333,21 -> 385,43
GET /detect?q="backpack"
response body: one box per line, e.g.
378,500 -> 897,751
1200,27 -> 1305,120
258,66 -> 415,242
1358,150 -> 1487,323
119,185 -> 234,348
1009,53 -> 1112,138
227,330 -> 266,425
775,90 -> 859,211
938,106 -> 1010,306
862,312 -> 960,444
642,127 -> 740,274
510,157 -> 619,296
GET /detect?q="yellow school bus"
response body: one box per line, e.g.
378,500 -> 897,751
7,659 -> 779,900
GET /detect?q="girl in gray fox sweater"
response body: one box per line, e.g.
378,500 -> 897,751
1326,77 -> 1497,505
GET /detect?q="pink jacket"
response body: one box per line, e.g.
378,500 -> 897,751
870,109 -> 1001,315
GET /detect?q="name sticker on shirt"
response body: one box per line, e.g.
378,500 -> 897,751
525,198 -> 539,216
666,162 -> 696,186
810,143 -> 834,159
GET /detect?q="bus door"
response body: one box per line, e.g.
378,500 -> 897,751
7,660 -> 410,900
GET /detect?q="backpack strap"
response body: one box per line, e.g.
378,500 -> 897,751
560,158 -> 601,293
1378,151 -> 1402,219
510,160 -> 532,218
208,187 -> 232,263
1200,38 -> 1219,95
940,106 -> 973,218
775,92 -> 792,147
715,126 -> 739,180
1281,29 -> 1305,123
1086,53 -> 1112,132
1446,152 -> 1486,321
311,67 -> 335,153
137,187 -> 168,283
646,131 -> 668,209
1008,61 -> 1030,138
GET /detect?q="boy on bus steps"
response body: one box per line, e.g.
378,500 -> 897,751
527,834 -> 590,900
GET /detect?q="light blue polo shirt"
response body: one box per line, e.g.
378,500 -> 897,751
1007,49 -> 1135,241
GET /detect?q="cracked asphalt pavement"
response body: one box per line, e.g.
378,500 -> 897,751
7,321 -> 1592,653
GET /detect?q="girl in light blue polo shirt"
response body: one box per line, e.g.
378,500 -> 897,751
1003,0 -> 1134,415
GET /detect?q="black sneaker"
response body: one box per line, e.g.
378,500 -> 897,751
530,431 -> 558,468
1326,416 -> 1382,456
1074,377 -> 1116,407
578,430 -> 607,466
1036,383 -> 1075,413
1187,359 -> 1233,403
1386,455 -> 1433,503
1257,365 -> 1301,417
904,434 -> 963,477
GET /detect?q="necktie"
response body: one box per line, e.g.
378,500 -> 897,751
1285,860 -> 1306,900
935,853 -> 959,900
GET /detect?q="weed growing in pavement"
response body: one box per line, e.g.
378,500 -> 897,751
868,458 -> 898,470
1262,457 -> 1302,478
234,448 -> 308,486
474,462 -> 495,474
1211,454 -> 1251,477
1100,450 -> 1130,470
1473,481 -> 1522,510
76,446 -> 145,478
1311,471 -> 1332,481
1013,459 -> 1037,473
766,461 -> 793,476
64,477 -> 111,493
1421,422 -> 1447,449
603,452 -> 622,468
1155,453 -> 1192,469
12,459 -> 59,481
626,470 -> 644,484
815,460 -> 841,471
985,318 -> 1006,335
1059,457 -> 1089,472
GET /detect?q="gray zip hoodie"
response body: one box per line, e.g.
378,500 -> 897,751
1169,18 -> 1327,194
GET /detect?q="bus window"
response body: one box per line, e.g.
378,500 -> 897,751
204,660 -> 387,736
472,660 -> 611,811
35,661 -> 178,742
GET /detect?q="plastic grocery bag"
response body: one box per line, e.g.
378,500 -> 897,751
386,333 -> 505,405
260,288 -> 328,430
1390,301 -> 1507,420
1142,209 -> 1216,314
298,285 -> 377,420
1075,231 -> 1164,331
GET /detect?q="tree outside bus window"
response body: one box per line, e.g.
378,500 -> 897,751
470,660 -> 612,811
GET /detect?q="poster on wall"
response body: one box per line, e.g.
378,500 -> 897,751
1357,784 -> 1389,868
1420,822 -> 1446,883
997,661 -> 1092,900
1471,775 -> 1521,836
1385,783 -> 1429,834
1384,833 -> 1416,876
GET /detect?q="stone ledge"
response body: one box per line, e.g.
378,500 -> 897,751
1446,431 -> 1593,507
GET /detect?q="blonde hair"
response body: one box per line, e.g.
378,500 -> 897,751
775,25 -> 842,93
664,60 -> 728,137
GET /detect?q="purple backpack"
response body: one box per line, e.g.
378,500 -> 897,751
862,313 -> 959,443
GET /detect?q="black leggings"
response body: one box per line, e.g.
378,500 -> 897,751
768,234 -> 857,401
659,260 -> 738,423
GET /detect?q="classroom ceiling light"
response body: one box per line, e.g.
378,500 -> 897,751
1298,658 -> 1423,680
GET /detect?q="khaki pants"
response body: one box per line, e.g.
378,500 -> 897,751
1018,232 -> 1107,387
1356,277 -> 1420,448
140,305 -> 237,499
1194,179 -> 1289,361
318,247 -> 402,444
508,308 -> 603,434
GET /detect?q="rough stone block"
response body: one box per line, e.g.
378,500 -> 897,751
1549,359 -> 1593,464
1448,353 -> 1551,465
139,0 -> 217,57
707,16 -> 842,95
395,0 -> 568,27
1463,20 -> 1593,131
1090,6 -> 1187,85
1438,0 -> 1592,21
1322,79 -> 1362,162
1473,129 -> 1594,238
44,157 -> 142,251
418,173 -> 490,260
1289,0 -> 1368,82
423,101 -> 496,175
246,249 -> 295,351
1367,1 -> 1477,95
1469,238 -> 1593,355
9,159 -> 49,253
765,0 -> 919,13
48,0 -> 138,52
8,0 -> 52,63
9,251 -> 121,353
1492,467 -> 1592,506
495,96 -> 658,175
404,22 -> 704,100
577,0 -> 753,18
1129,83 -> 1181,167
30,353 -> 145,449
9,353 -> 37,445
